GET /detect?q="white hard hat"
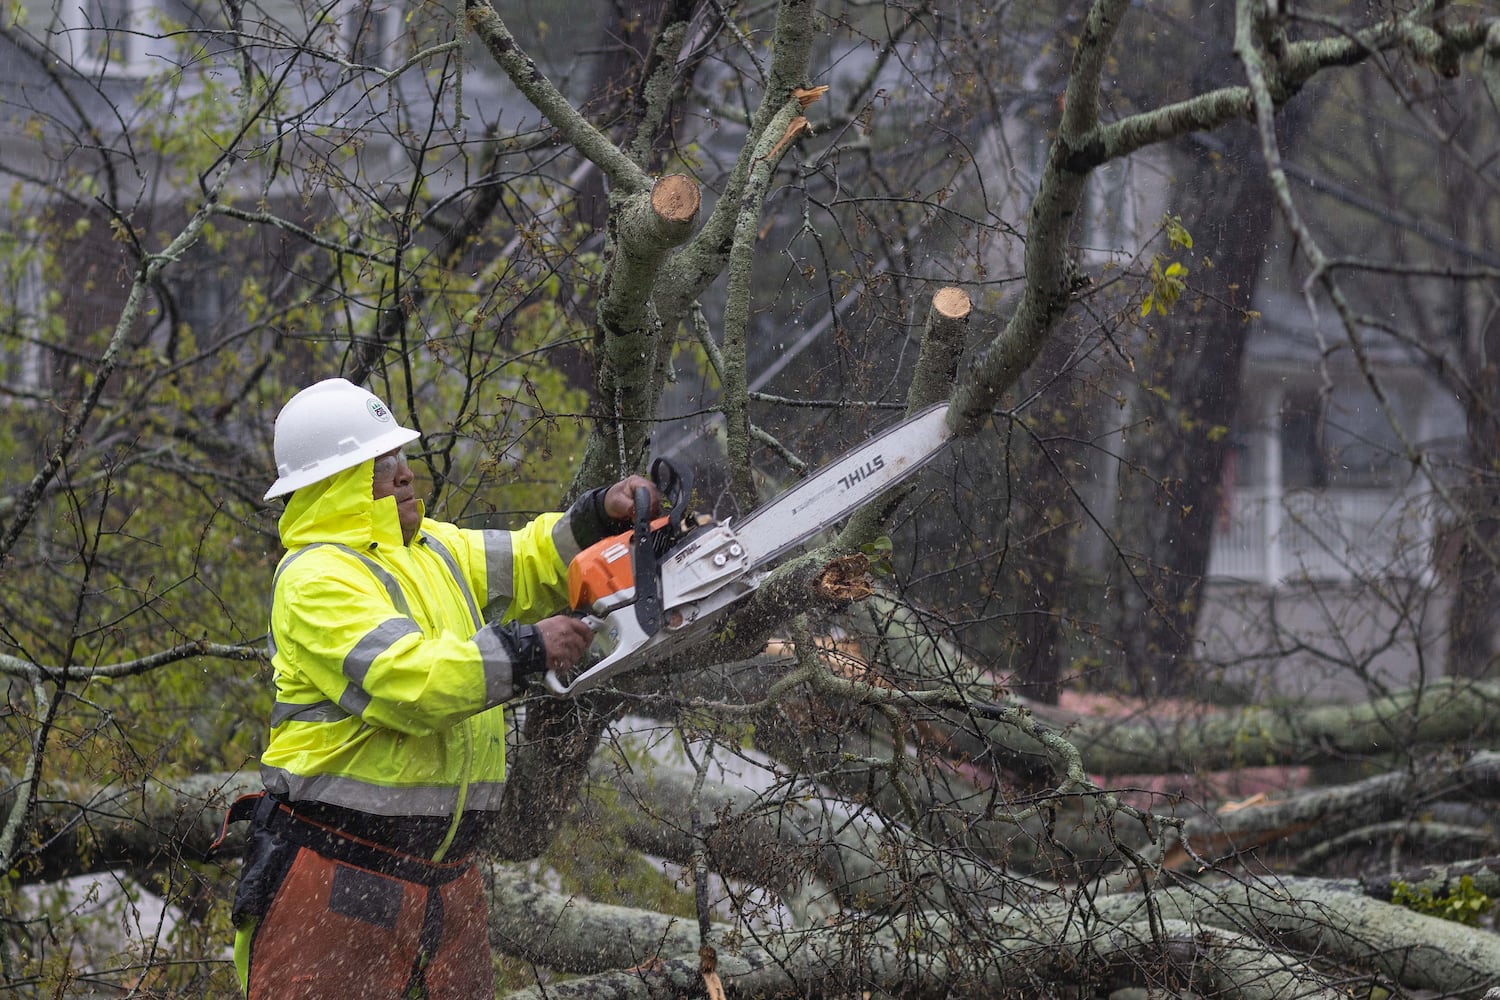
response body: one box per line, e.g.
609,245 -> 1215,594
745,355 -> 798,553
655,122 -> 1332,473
264,378 -> 421,500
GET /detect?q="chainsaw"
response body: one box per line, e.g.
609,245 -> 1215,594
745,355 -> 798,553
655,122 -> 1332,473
546,402 -> 955,696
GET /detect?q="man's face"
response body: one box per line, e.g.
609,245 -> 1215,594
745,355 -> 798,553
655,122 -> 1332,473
372,449 -> 420,544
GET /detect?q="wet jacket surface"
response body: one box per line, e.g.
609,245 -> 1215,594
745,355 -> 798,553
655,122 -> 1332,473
259,459 -> 588,853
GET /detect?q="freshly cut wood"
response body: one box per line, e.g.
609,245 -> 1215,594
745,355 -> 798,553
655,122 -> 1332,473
650,172 -> 700,229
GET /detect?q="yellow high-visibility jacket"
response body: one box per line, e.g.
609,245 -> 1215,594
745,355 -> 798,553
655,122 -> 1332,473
259,459 -> 587,841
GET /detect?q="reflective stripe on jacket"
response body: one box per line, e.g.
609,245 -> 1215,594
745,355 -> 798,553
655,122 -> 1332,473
259,458 -> 584,829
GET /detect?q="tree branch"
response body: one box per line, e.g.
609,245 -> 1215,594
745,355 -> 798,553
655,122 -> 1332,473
463,0 -> 651,195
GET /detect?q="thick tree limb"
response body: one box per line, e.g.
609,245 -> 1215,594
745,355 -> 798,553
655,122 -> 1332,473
837,289 -> 972,554
948,0 -> 1129,436
463,1 -> 650,195
720,94 -> 819,507
1163,751 -> 1500,874
487,867 -> 709,975
835,595 -> 1500,779
575,755 -> 1029,915
1085,875 -> 1500,995
492,871 -> 1347,1000
2,770 -> 258,884
1046,677 -> 1500,777
911,287 -> 973,407
579,171 -> 703,486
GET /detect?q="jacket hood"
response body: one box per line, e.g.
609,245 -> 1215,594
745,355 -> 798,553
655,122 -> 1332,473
278,459 -> 419,550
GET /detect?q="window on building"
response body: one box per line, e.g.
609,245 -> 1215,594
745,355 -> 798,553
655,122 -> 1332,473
1324,384 -> 1404,487
176,272 -> 227,339
64,0 -> 156,76
2,255 -> 50,395
1280,389 -> 1329,489
1275,383 -> 1406,491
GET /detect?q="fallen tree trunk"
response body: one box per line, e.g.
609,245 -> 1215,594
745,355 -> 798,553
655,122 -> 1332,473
575,759 -> 1033,914
2,769 -> 257,883
854,596 -> 1500,780
1046,678 -> 1500,777
490,867 -> 1354,999
1082,875 -> 1500,996
1162,750 -> 1500,872
488,867 -> 707,974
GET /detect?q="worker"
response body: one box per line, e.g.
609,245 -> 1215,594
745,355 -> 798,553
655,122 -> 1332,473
225,377 -> 658,998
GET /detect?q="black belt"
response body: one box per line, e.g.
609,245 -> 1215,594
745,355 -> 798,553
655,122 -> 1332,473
216,793 -> 473,887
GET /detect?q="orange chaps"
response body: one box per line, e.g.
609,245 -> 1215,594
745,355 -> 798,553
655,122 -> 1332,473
229,796 -> 491,999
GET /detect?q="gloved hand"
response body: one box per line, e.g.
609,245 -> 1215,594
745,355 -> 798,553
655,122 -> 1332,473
567,475 -> 664,550
533,615 -> 593,681
602,475 -> 660,522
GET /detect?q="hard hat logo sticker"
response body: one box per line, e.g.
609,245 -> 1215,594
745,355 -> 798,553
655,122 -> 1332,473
367,399 -> 391,422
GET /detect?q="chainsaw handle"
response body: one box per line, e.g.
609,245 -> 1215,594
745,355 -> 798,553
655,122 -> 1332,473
630,486 -> 662,635
545,614 -> 606,696
633,485 -> 654,527
649,457 -> 693,530
544,611 -> 649,697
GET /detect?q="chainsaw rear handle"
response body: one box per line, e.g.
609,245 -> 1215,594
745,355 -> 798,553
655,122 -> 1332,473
544,611 -> 646,696
544,614 -> 604,696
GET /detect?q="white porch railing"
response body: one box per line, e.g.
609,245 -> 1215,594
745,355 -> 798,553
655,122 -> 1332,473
1208,486 -> 1434,585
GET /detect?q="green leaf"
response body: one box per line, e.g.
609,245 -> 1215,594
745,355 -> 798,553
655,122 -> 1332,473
1164,214 -> 1194,249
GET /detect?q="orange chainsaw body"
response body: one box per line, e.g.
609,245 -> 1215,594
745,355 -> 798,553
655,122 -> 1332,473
568,517 -> 670,614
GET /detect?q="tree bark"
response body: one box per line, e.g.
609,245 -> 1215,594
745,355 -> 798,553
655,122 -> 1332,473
489,695 -> 622,861
1037,677 -> 1500,777
1160,751 -> 1500,875
575,757 -> 1026,914
489,868 -> 1392,999
487,867 -> 706,975
1085,875 -> 1500,996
